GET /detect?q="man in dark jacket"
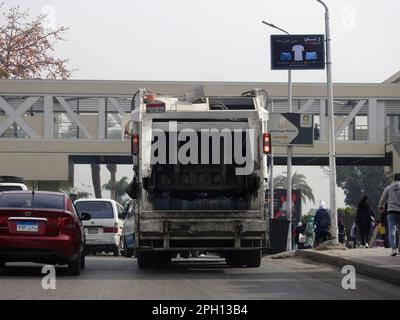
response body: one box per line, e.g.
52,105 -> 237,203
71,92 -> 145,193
314,201 -> 330,247
378,173 -> 400,256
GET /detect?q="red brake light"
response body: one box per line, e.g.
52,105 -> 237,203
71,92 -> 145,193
131,133 -> 139,155
103,227 -> 119,233
60,216 -> 76,236
263,132 -> 271,154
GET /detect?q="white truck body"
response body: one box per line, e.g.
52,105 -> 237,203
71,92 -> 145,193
127,89 -> 270,268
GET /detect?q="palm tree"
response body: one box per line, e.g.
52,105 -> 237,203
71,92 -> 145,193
273,171 -> 315,205
91,164 -> 102,198
103,176 -> 129,204
106,164 -> 117,200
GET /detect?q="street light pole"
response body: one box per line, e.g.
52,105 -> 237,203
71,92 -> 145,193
317,0 -> 338,243
262,21 -> 293,250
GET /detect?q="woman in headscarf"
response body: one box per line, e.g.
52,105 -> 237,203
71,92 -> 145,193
356,195 -> 375,248
314,201 -> 330,247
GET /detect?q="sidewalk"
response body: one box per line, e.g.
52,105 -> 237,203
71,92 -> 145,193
295,248 -> 400,286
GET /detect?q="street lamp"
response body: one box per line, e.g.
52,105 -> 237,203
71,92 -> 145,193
316,0 -> 338,243
262,20 -> 293,251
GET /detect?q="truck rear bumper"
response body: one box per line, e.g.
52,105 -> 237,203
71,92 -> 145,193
137,219 -> 267,250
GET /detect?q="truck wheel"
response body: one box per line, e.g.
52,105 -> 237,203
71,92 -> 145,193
80,253 -> 86,270
244,250 -> 262,268
226,252 -> 244,268
68,254 -> 81,275
137,252 -> 154,269
154,253 -> 171,268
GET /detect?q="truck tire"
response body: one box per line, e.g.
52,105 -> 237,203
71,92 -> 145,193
226,252 -> 244,268
244,250 -> 262,268
80,253 -> 86,270
68,254 -> 81,275
137,252 -> 154,269
154,252 -> 171,268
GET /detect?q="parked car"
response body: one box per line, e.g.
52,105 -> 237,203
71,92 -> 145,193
74,199 -> 124,256
121,199 -> 135,258
0,176 -> 28,192
0,191 -> 90,275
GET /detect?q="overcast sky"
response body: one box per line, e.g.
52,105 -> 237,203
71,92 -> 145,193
2,0 -> 399,212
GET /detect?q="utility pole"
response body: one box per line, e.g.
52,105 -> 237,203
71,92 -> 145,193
317,0 -> 338,243
262,21 -> 293,250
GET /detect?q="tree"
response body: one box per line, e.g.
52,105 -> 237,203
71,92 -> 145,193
103,176 -> 129,204
336,166 -> 390,210
106,164 -> 117,200
91,164 -> 102,198
0,5 -> 73,79
273,171 -> 315,205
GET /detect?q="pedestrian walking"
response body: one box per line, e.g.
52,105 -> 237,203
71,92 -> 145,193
314,201 -> 330,247
338,216 -> 346,244
356,196 -> 375,248
294,222 -> 305,250
378,173 -> 400,256
350,222 -> 358,248
378,204 -> 390,248
304,216 -> 315,249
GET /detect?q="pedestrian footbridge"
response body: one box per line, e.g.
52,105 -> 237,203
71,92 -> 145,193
1,76 -> 400,186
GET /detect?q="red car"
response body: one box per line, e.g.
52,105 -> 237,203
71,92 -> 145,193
0,191 -> 91,275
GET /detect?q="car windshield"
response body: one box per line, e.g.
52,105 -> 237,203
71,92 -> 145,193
75,201 -> 114,219
0,193 -> 64,210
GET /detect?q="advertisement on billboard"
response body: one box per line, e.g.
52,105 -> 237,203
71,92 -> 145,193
270,34 -> 325,70
268,113 -> 314,146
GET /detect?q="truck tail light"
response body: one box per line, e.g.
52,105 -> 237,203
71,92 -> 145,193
263,133 -> 271,154
131,133 -> 139,155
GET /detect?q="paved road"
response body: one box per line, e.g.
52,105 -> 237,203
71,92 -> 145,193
0,255 -> 400,300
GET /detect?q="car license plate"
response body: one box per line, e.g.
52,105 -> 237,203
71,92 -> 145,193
16,221 -> 39,232
87,227 -> 98,234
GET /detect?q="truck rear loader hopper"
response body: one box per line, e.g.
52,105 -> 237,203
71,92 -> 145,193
126,89 -> 271,268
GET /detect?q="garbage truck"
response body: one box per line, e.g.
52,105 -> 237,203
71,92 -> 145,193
125,88 -> 271,268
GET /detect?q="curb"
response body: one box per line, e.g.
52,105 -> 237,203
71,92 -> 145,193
295,250 -> 400,287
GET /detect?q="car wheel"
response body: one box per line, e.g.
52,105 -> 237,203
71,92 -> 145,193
80,254 -> 86,270
68,254 -> 81,276
113,247 -> 120,257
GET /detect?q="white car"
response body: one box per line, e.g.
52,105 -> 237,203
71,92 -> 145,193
0,183 -> 28,192
0,176 -> 28,192
74,199 -> 124,256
